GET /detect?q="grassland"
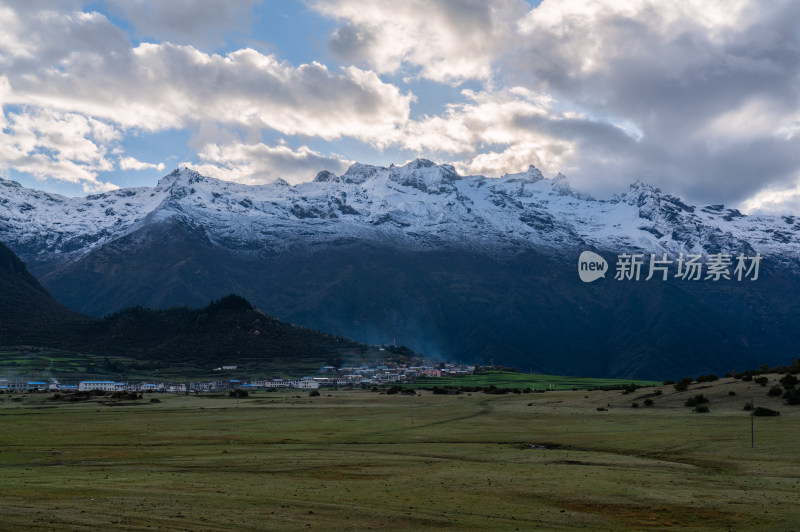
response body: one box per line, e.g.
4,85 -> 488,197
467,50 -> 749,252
1,376 -> 798,531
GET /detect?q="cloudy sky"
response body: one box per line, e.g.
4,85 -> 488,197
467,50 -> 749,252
1,0 -> 800,214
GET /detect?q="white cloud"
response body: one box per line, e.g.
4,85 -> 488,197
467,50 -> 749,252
509,0 -> 800,204
0,3 -> 413,190
4,0 -> 800,214
397,87 -> 587,178
103,0 -> 260,49
9,38 -> 413,140
740,179 -> 800,215
189,141 -> 352,185
0,99 -> 120,193
313,0 -> 530,83
119,156 -> 165,172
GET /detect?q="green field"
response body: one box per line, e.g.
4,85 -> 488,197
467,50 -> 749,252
1,377 -> 798,530
411,370 -> 661,390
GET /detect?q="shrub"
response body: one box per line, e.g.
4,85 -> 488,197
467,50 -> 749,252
149,398 -> 161,403
229,389 -> 249,398
644,398 -> 654,406
309,389 -> 320,397
754,376 -> 769,387
685,394 -> 709,407
783,389 -> 800,405
596,407 -> 607,411
754,406 -> 780,417
662,380 -> 675,385
743,402 -> 752,411
728,390 -> 736,396
696,374 -> 719,383
694,405 -> 709,413
673,378 -> 692,391
631,402 -> 639,408
767,386 -> 783,397
780,373 -> 799,390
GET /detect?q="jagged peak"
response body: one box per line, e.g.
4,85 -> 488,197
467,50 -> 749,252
0,176 -> 22,188
501,165 -> 545,183
313,170 -> 338,183
156,167 -> 208,189
341,162 -> 386,184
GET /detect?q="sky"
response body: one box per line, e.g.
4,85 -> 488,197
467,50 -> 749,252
1,0 -> 800,214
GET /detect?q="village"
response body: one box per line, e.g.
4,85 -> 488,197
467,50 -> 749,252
0,361 -> 477,394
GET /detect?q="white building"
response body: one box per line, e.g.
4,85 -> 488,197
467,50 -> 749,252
79,380 -> 117,391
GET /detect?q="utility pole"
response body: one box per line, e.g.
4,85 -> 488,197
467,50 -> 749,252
751,399 -> 754,448
410,393 -> 414,424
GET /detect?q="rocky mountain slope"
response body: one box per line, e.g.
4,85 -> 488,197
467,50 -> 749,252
2,160 -> 799,378
3,159 -> 799,272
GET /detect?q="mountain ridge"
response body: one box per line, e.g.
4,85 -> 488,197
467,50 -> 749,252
4,160 -> 797,276
3,161 -> 800,378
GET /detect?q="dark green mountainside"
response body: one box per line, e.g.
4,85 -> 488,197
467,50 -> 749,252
80,294 -> 368,375
0,241 -> 90,345
0,242 -> 373,375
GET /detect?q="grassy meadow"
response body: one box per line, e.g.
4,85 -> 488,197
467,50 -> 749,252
1,376 -> 799,531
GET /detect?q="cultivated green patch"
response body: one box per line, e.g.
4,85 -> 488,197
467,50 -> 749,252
409,370 -> 661,390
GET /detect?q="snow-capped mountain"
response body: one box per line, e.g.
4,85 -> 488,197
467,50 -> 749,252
2,158 -> 799,273
3,159 -> 800,379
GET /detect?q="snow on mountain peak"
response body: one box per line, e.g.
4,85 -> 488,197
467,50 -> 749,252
502,165 -> 545,183
2,161 -> 800,272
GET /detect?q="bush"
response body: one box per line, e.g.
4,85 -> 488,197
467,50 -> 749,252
728,390 -> 736,396
767,386 -> 783,397
743,402 -> 752,411
644,398 -> 654,406
694,405 -> 709,413
755,376 -> 769,387
780,373 -> 799,390
229,389 -> 249,398
754,406 -> 780,417
696,373 -> 719,383
631,402 -> 639,408
596,407 -> 607,411
149,398 -> 161,403
309,389 -> 320,397
783,389 -> 800,405
673,377 -> 692,391
685,394 -> 709,407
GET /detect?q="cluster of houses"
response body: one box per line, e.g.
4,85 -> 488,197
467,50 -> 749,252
0,362 -> 476,394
